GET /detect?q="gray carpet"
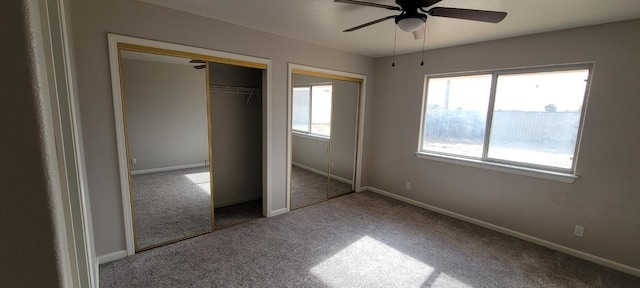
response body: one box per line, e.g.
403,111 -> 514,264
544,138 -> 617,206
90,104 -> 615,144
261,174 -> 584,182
101,191 -> 640,287
291,165 -> 329,209
132,166 -> 212,250
214,199 -> 263,229
328,177 -> 353,198
291,165 -> 354,209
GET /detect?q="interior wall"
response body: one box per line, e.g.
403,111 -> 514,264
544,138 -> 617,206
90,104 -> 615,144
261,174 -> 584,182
210,62 -> 263,207
122,59 -> 208,172
69,0 -> 374,256
292,135 -> 329,173
0,0 -> 64,286
368,19 -> 640,270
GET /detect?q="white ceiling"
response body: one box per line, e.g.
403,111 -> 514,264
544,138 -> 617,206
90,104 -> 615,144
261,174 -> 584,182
140,0 -> 640,58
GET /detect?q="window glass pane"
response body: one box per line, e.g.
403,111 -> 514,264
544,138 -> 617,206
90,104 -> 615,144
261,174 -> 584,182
422,75 -> 492,157
311,85 -> 332,137
488,70 -> 589,169
292,87 -> 310,133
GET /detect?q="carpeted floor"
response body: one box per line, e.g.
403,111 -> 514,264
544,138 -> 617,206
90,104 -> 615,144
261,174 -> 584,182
214,199 -> 263,229
132,166 -> 263,250
291,165 -> 353,209
291,165 -> 329,209
132,166 -> 212,250
328,177 -> 352,198
101,191 -> 640,287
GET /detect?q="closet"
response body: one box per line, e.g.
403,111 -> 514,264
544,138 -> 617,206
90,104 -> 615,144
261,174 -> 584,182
114,43 -> 266,252
209,62 -> 264,229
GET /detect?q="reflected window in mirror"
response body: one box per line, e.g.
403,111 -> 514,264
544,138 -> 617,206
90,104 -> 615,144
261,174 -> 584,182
293,85 -> 332,138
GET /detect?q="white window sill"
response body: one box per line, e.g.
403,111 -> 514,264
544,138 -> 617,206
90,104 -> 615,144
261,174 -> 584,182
292,131 -> 330,142
415,152 -> 578,183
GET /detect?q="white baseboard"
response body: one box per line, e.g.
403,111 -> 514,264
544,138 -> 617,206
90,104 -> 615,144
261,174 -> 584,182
131,163 -> 206,175
97,250 -> 127,265
363,186 -> 640,277
214,195 -> 262,208
270,207 -> 288,217
292,162 -> 353,185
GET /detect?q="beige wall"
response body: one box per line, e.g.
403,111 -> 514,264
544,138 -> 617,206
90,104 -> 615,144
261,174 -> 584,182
69,0 -> 374,256
0,0 -> 64,286
292,135 -> 330,172
367,19 -> 640,269
122,59 -> 208,172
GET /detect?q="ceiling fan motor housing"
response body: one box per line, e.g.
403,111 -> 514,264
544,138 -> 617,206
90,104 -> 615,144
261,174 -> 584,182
395,13 -> 427,32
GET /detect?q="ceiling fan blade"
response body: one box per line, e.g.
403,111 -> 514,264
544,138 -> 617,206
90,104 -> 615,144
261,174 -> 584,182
413,23 -> 426,40
334,0 -> 401,11
344,15 -> 396,32
189,59 -> 205,64
428,7 -> 507,23
194,64 -> 206,70
417,0 -> 442,8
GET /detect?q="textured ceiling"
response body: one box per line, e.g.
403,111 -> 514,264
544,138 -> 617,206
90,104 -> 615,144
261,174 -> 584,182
140,0 -> 640,57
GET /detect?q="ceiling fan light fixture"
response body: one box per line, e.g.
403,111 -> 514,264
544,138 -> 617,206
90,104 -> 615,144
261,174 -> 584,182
396,15 -> 426,32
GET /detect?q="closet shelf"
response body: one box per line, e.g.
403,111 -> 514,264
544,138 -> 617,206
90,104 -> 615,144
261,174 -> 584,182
210,84 -> 261,108
210,84 -> 261,96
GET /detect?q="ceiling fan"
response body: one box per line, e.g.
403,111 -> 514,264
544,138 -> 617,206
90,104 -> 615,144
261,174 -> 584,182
190,59 -> 206,70
335,0 -> 507,39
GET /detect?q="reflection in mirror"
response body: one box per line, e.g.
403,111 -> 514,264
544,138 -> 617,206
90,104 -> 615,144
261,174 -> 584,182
290,74 -> 333,209
120,51 -> 212,250
328,80 -> 359,198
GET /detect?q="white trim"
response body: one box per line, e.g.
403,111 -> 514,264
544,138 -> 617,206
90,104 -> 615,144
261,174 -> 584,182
364,186 -> 640,277
130,163 -> 206,175
264,62 -> 273,218
286,63 -> 367,211
415,152 -> 578,183
108,35 -> 136,256
292,162 -> 353,185
286,68 -> 292,212
107,33 -> 273,256
96,250 -> 127,265
39,0 -> 97,286
270,208 -> 289,217
355,75 -> 366,192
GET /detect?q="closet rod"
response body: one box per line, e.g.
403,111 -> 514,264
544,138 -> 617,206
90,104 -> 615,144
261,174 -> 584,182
210,84 -> 261,96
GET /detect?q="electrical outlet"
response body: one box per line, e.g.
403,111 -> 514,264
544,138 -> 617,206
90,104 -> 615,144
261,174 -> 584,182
331,162 -> 335,169
405,182 -> 411,190
131,158 -> 137,165
574,225 -> 584,237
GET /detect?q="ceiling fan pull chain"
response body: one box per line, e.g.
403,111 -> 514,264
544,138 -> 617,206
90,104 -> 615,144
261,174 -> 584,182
392,24 -> 397,67
420,24 -> 427,66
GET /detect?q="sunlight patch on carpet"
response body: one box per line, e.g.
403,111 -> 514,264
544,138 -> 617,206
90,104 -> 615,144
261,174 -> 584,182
311,236 -> 442,287
184,172 -> 210,194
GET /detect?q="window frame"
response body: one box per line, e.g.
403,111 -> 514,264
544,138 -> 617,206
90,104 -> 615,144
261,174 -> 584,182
292,83 -> 332,139
417,63 -> 593,183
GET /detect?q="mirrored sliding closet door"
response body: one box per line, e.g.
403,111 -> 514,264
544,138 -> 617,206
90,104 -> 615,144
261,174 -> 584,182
120,50 -> 213,251
289,70 -> 362,210
328,79 -> 359,199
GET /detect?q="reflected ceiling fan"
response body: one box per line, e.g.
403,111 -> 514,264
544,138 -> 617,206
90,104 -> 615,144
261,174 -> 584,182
190,59 -> 206,70
335,0 -> 507,40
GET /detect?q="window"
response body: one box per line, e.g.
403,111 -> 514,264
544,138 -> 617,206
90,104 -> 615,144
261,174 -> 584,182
419,65 -> 591,175
292,85 -> 332,137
